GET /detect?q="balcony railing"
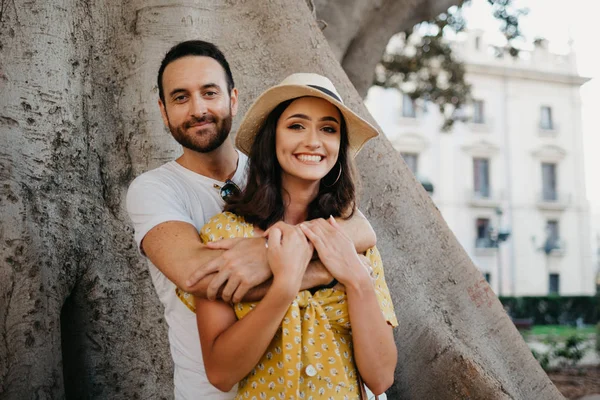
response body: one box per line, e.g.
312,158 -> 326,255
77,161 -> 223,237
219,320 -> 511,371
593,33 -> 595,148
468,189 -> 502,208
542,238 -> 566,256
468,116 -> 494,133
474,237 -> 498,256
538,121 -> 559,137
536,192 -> 570,211
476,237 -> 497,249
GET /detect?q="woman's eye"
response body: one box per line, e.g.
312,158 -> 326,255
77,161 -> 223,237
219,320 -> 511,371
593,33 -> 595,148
322,126 -> 338,133
288,123 -> 304,130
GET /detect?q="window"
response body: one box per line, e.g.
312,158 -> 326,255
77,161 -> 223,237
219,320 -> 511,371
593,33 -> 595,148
473,158 -> 490,198
484,272 -> 491,283
542,163 -> 557,201
549,273 -> 560,295
473,100 -> 485,124
475,36 -> 481,51
540,106 -> 553,130
401,153 -> 418,175
402,94 -> 416,118
475,218 -> 494,248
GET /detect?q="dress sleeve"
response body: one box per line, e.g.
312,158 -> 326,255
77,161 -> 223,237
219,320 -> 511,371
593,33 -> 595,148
176,212 -> 254,313
199,211 -> 253,243
365,246 -> 399,327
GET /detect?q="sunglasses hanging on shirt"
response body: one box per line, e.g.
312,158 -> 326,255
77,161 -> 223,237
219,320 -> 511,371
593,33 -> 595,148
213,179 -> 241,203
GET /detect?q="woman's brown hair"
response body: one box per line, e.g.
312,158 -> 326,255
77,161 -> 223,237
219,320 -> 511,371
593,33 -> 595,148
226,97 -> 357,230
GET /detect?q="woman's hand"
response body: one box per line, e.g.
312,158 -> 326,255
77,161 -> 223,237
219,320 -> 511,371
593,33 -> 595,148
299,217 -> 371,286
266,222 -> 313,298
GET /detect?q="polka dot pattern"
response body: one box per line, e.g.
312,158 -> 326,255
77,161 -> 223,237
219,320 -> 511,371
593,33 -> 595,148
177,212 -> 398,399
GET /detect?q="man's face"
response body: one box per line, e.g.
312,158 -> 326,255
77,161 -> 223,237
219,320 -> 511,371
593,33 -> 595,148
158,56 -> 238,153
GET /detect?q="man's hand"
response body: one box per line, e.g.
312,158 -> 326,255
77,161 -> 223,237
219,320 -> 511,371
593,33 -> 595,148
186,237 -> 271,302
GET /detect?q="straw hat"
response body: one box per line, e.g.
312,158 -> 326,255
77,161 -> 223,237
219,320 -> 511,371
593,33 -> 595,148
235,73 -> 379,158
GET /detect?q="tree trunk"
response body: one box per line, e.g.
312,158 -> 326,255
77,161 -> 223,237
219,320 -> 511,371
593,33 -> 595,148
316,0 -> 461,97
0,0 -> 562,399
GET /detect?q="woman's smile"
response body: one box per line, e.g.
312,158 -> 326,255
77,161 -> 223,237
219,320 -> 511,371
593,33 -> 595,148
295,153 -> 324,164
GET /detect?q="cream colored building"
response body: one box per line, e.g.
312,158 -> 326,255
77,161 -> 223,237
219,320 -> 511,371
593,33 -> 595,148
366,31 -> 594,296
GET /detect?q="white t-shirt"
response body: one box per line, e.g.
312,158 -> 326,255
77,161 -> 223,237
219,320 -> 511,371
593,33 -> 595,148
126,151 -> 248,400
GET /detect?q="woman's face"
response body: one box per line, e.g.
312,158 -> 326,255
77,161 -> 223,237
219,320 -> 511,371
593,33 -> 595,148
275,97 -> 342,186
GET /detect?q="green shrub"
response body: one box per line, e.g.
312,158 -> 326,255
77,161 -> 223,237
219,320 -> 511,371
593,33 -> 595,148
531,348 -> 551,371
554,334 -> 587,367
596,322 -> 600,356
531,334 -> 590,371
499,296 -> 599,325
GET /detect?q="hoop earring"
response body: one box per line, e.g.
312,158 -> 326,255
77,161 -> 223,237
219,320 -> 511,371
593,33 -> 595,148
323,163 -> 342,188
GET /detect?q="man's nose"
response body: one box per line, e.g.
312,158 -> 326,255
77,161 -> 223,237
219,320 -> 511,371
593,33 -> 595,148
190,94 -> 208,117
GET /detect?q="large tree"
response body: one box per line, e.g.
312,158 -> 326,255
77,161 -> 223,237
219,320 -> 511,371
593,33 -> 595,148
0,0 -> 562,398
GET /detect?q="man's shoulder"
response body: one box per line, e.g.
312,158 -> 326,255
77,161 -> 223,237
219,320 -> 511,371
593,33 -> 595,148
127,161 -> 197,196
126,162 -> 193,211
129,161 -> 179,187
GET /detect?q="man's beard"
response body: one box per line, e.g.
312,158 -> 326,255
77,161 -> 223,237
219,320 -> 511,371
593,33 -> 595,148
168,111 -> 233,153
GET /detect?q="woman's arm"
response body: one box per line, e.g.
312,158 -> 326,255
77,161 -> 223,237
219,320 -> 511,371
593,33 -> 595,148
344,272 -> 397,394
195,224 -> 313,392
299,217 -> 397,394
194,284 -> 293,391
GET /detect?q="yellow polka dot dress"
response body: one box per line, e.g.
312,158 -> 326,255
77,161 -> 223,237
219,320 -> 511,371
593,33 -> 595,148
177,212 -> 398,400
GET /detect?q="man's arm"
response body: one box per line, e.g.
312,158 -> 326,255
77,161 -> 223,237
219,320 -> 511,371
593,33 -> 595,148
241,259 -> 332,302
143,221 -> 332,302
143,210 -> 373,302
304,209 -> 376,254
141,221 -> 224,291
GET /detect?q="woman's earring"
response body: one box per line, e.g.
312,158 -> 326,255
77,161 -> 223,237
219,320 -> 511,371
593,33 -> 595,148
323,163 -> 342,188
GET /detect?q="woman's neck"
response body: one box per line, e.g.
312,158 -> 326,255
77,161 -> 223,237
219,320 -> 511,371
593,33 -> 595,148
281,175 -> 320,225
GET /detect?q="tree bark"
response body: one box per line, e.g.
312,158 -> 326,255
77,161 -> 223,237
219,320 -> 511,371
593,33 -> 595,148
0,0 -> 562,399
316,0 -> 461,97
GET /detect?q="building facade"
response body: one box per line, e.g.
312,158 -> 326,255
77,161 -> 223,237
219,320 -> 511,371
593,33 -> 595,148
366,31 -> 594,296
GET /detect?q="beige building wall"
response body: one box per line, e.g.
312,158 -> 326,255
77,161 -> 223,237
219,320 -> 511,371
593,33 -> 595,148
366,31 -> 594,296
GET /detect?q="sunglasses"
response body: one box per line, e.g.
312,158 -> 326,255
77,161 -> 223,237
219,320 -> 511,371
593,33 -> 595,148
214,179 -> 241,203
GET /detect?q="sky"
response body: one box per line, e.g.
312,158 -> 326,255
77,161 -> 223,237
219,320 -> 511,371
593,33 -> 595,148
462,0 -> 600,213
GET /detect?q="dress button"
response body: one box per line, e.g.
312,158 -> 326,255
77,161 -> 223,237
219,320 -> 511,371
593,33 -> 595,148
305,364 -> 317,377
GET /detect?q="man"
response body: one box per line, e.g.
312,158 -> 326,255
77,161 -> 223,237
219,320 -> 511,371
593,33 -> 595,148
126,40 -> 376,399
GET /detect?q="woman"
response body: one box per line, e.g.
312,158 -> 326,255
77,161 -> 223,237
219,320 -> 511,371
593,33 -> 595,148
188,73 -> 397,399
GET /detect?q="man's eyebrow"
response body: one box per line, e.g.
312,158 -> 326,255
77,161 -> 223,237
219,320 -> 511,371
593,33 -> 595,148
168,83 -> 221,98
286,114 -> 340,124
169,88 -> 188,98
200,83 -> 221,90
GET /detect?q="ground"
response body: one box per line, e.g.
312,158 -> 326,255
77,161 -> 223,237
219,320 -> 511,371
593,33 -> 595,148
549,365 -> 600,400
523,325 -> 599,400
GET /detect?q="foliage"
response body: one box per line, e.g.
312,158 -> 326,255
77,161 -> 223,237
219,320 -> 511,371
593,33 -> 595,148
555,335 -> 587,366
531,348 -> 552,371
596,323 -> 600,357
529,325 -> 596,338
500,296 -> 600,326
373,0 -> 528,131
531,334 -> 590,371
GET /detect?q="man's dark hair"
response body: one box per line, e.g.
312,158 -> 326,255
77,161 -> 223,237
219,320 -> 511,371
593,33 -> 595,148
157,40 -> 235,103
225,98 -> 357,230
